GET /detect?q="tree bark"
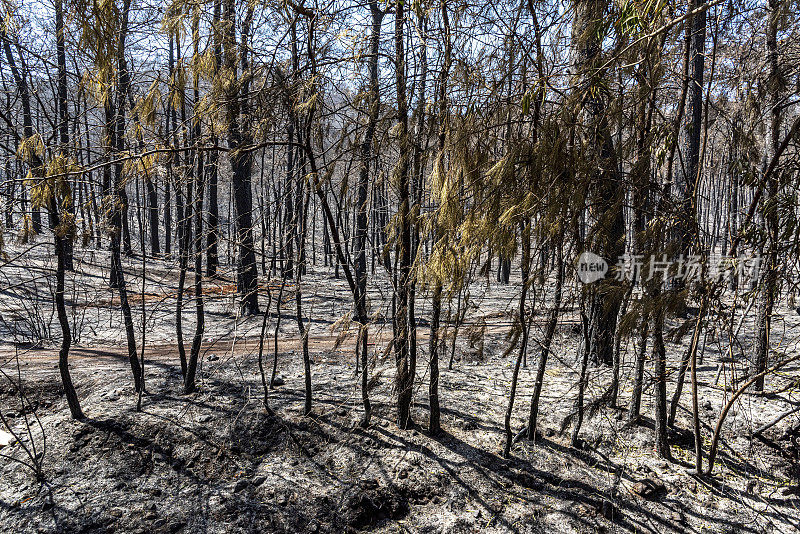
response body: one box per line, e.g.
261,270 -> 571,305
572,0 -> 624,367
754,0 -> 782,392
428,1 -> 451,436
54,0 -> 73,270
206,0 -> 222,276
53,195 -> 83,419
527,237 -> 564,440
109,0 -> 142,391
355,0 -> 385,427
185,11 -> 206,394
652,296 -> 672,459
504,221 -> 531,454
394,0 -> 414,430
224,0 -> 259,315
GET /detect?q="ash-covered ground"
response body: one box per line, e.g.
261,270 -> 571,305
1,236 -> 799,533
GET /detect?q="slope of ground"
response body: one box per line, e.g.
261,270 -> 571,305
1,331 -> 799,533
1,237 -> 799,533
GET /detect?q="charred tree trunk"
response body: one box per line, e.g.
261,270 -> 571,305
652,297 -> 672,459
354,0 -> 385,428
678,0 -> 705,259
54,0 -> 73,270
527,236 -> 564,440
109,0 -> 141,391
572,0 -> 624,368
206,0 -> 222,277
754,0 -> 782,392
394,0 -> 414,430
3,20 -> 83,418
224,0 -> 259,314
428,1 -> 451,436
185,12 -> 206,394
627,311 -> 649,422
53,193 -> 83,418
504,220 -> 531,455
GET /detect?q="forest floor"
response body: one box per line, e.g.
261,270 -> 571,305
1,238 -> 800,533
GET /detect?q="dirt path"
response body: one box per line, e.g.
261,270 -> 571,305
0,333 -> 368,373
0,315 -> 581,374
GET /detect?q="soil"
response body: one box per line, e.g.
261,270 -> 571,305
1,238 -> 800,533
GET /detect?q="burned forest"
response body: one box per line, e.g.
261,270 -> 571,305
2,0 -> 800,532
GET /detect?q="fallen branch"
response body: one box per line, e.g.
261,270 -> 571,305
752,405 -> 800,438
706,353 -> 800,475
